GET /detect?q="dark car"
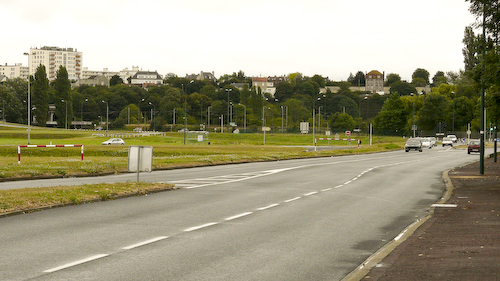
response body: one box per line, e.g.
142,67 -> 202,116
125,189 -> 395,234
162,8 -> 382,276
468,139 -> 480,154
405,138 -> 423,152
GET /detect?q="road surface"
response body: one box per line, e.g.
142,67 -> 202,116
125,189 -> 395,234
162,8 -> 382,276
0,146 -> 485,280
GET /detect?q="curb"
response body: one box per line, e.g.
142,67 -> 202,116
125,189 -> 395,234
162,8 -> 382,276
340,167 -> 457,281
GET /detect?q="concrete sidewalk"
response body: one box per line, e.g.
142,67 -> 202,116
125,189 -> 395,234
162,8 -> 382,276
349,156 -> 500,280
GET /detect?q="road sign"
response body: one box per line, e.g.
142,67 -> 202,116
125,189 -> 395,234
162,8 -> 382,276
346,131 -> 351,136
262,126 -> 271,132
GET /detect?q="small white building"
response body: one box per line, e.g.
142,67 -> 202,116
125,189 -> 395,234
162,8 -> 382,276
130,71 -> 163,86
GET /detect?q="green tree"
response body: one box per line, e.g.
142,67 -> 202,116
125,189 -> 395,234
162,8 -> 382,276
374,92 -> 407,133
32,64 -> 50,126
110,75 -> 123,86
329,112 -> 355,132
311,74 -> 326,88
432,71 -> 447,87
467,0 -> 500,45
0,78 -> 27,123
53,66 -> 73,128
385,73 -> 401,87
418,93 -> 448,131
352,71 -> 366,87
462,26 -> 482,71
389,81 -> 417,96
412,68 -> 430,85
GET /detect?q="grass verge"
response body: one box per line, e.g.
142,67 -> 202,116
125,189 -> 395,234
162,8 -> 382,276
0,182 -> 175,215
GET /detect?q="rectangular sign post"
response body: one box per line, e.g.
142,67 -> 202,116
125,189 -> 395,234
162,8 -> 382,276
128,146 -> 153,183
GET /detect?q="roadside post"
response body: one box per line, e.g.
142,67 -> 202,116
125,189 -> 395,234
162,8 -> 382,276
128,145 -> 153,183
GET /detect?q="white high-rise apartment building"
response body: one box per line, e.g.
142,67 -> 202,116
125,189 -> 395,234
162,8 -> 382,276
29,46 -> 82,81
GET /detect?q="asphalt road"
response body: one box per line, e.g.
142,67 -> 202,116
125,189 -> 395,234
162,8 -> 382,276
0,146 -> 486,280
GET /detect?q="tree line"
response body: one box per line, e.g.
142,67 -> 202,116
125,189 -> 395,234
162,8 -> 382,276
1,0 -> 499,136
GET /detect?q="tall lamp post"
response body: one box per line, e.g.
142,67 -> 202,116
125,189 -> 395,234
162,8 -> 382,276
102,100 -> 109,134
226,88 -> 232,132
61,99 -> 68,130
23,52 -> 31,144
81,98 -> 88,129
239,103 -> 246,133
149,102 -> 155,131
411,92 -> 416,138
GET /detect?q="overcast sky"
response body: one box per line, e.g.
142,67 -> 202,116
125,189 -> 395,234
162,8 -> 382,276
1,0 -> 477,82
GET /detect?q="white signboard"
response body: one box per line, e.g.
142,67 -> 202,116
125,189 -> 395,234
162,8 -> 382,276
128,146 -> 153,173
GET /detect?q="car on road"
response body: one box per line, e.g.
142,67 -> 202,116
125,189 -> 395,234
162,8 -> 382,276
420,137 -> 433,149
429,137 -> 437,147
102,138 -> 125,145
468,139 -> 480,154
447,134 -> 458,143
442,137 -> 453,147
405,138 -> 423,152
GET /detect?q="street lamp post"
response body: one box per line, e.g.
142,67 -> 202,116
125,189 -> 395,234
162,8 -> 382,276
207,106 -> 212,130
81,98 -> 88,129
102,100 -> 109,134
149,102 -> 155,131
226,88 -> 232,132
411,92 -> 416,138
61,99 -> 68,130
451,91 -> 455,133
239,103 -> 246,133
23,52 -> 31,144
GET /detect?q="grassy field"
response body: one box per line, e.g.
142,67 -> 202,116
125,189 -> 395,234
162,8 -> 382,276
0,124 -> 405,214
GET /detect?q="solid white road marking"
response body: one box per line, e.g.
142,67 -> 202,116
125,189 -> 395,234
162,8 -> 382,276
122,236 -> 169,250
224,212 -> 253,221
257,203 -> 279,210
44,254 -> 109,273
431,203 -> 458,208
184,222 -> 218,232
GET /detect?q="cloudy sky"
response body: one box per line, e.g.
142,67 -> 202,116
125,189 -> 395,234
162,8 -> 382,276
1,0 -> 476,82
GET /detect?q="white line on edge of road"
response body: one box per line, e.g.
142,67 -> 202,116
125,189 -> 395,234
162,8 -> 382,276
44,254 -> 110,273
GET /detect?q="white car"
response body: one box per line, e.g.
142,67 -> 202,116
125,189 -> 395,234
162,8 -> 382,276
420,137 -> 432,148
442,137 -> 453,147
102,138 -> 125,145
447,134 -> 458,143
429,137 -> 437,147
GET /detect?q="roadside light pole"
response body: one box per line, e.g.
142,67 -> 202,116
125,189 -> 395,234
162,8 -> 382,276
239,103 -> 246,133
411,92 -> 416,138
61,99 -> 68,130
149,102 -> 155,131
102,100 -> 109,134
23,52 -> 31,144
226,88 -> 232,132
81,98 -> 88,129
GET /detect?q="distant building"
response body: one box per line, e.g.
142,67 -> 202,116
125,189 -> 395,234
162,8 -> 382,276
28,46 -> 83,81
131,71 -> 163,86
186,71 -> 216,81
365,70 -> 384,93
267,76 -> 288,84
72,75 -> 110,87
119,66 -> 140,83
0,63 -> 28,80
82,67 -> 118,80
252,77 -> 276,97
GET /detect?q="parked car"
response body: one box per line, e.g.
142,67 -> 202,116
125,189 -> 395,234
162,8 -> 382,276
442,137 -> 453,147
102,138 -> 125,145
468,139 -> 480,154
405,138 -> 423,152
447,134 -> 458,143
429,137 -> 437,147
420,137 -> 432,148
